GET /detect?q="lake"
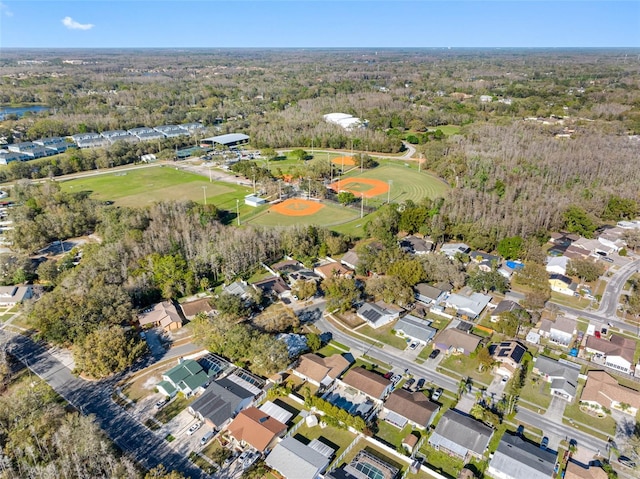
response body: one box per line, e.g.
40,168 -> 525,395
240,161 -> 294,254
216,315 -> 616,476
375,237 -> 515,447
0,105 -> 49,120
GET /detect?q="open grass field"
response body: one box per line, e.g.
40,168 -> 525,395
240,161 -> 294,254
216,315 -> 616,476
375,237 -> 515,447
246,199 -> 360,227
59,166 -> 253,210
339,164 -> 449,206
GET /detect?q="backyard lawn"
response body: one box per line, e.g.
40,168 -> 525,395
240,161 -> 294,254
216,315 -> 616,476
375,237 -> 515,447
155,394 -> 195,423
294,423 -> 357,458
375,421 -> 422,450
418,444 -> 465,479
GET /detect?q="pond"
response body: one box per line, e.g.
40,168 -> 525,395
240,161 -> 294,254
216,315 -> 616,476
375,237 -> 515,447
0,105 -> 49,120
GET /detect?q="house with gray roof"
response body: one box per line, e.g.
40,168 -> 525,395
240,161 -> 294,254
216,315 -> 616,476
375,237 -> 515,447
394,314 -> 437,344
340,249 -> 360,270
265,436 -> 333,479
188,376 -> 256,428
532,355 -> 580,402
356,301 -> 400,329
428,409 -> 493,461
445,291 -> 492,319
414,283 -> 445,305
487,433 -> 557,479
223,280 -> 253,300
400,235 -> 434,255
490,300 -> 524,322
440,243 -> 471,258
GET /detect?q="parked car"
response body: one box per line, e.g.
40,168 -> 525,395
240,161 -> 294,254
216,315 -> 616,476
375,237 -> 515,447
409,341 -> 419,350
187,422 -> 202,436
501,375 -> 509,384
603,257 -> 614,263
618,456 -> 636,468
540,437 -> 549,449
390,374 -> 402,384
432,388 -> 443,401
200,430 -> 215,446
429,349 -> 441,359
416,378 -> 426,390
155,398 -> 168,409
384,371 -> 393,379
403,378 -> 415,390
242,450 -> 260,470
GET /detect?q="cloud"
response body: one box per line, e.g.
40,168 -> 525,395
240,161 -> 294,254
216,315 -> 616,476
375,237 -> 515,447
0,2 -> 13,17
62,16 -> 94,31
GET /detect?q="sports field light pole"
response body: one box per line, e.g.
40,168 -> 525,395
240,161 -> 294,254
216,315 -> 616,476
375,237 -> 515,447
202,186 -> 207,205
236,199 -> 240,226
308,177 -> 312,200
387,180 -> 392,204
360,192 -> 364,218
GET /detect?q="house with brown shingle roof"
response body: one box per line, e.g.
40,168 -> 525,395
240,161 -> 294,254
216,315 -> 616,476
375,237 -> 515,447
226,406 -> 287,452
585,334 -> 636,374
338,366 -> 392,402
292,353 -> 352,387
314,261 -> 353,279
580,370 -> 640,416
435,328 -> 482,356
180,298 -> 213,319
138,301 -> 183,331
382,389 -> 439,429
564,461 -> 608,479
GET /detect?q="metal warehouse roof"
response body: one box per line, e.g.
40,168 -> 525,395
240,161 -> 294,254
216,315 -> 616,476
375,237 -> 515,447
202,133 -> 249,145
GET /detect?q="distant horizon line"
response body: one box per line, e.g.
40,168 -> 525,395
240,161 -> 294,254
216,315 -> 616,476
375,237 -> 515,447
3,46 -> 640,51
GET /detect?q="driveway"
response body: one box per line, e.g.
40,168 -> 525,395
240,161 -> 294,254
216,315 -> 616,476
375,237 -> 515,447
545,395 -> 567,422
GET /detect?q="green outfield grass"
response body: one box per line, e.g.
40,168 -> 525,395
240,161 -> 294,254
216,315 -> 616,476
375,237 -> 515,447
340,164 -> 449,206
60,166 -> 253,210
246,200 -> 360,227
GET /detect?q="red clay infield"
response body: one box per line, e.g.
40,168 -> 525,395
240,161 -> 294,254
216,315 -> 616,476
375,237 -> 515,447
329,177 -> 390,198
331,156 -> 356,166
270,198 -> 325,216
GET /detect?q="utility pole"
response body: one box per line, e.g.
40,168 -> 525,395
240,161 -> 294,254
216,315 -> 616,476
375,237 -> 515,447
236,199 -> 240,226
387,180 -> 392,204
361,192 -> 364,218
202,186 -> 207,205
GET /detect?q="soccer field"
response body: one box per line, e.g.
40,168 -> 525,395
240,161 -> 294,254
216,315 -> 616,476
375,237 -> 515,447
60,166 -> 252,209
339,164 -> 449,206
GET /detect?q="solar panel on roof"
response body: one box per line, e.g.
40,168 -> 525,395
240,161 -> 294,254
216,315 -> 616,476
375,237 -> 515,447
363,309 -> 381,321
500,342 -> 510,347
512,345 -> 526,363
498,349 -> 509,357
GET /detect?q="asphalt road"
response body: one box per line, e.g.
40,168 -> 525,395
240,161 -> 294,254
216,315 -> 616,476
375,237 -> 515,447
2,330 -> 208,479
597,258 -> 640,319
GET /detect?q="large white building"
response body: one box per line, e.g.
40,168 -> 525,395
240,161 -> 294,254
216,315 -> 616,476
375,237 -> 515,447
323,113 -> 368,131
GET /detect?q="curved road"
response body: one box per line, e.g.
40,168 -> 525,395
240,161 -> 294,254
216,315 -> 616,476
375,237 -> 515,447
2,330 -> 207,479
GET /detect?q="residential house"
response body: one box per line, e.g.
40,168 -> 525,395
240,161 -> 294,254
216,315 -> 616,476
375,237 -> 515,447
539,316 -> 576,347
400,235 -> 435,255
394,314 -> 437,345
440,243 -> 471,259
356,301 -> 401,329
223,280 -> 253,300
292,353 -> 352,388
573,237 -> 613,256
338,366 -> 393,402
597,228 -> 626,253
428,409 -> 493,461
382,388 -> 440,429
265,436 -> 333,479
187,376 -> 257,429
487,433 -> 557,479
564,461 -> 608,479
180,298 -> 213,319
156,359 -> 211,398
340,249 -> 360,270
138,301 -> 183,331
0,285 -> 33,306
414,283 -> 445,305
580,370 -> 640,416
546,256 -> 569,276
548,274 -> 577,296
532,355 -> 580,402
490,300 -> 524,322
490,341 -> 528,377
563,244 -> 591,260
226,407 -> 287,452
469,251 -> 502,271
435,328 -> 482,356
325,450 -> 399,479
314,262 -> 353,279
445,291 -> 492,319
252,276 -> 291,299
271,259 -> 304,275
585,334 -> 636,374
259,400 -> 294,425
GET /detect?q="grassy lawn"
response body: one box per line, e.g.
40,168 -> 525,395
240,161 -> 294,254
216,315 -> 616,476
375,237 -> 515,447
549,292 -> 591,309
427,125 -> 461,136
357,321 -> 408,350
122,370 -> 163,402
189,452 -> 217,475
375,421 -> 422,450
247,200 -> 360,227
60,165 -> 254,210
353,357 -> 392,373
294,423 -> 357,459
563,400 -> 617,437
317,344 -> 348,358
419,444 -> 464,479
438,354 -> 494,387
519,377 -> 552,409
426,314 -> 451,331
155,394 -> 195,424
